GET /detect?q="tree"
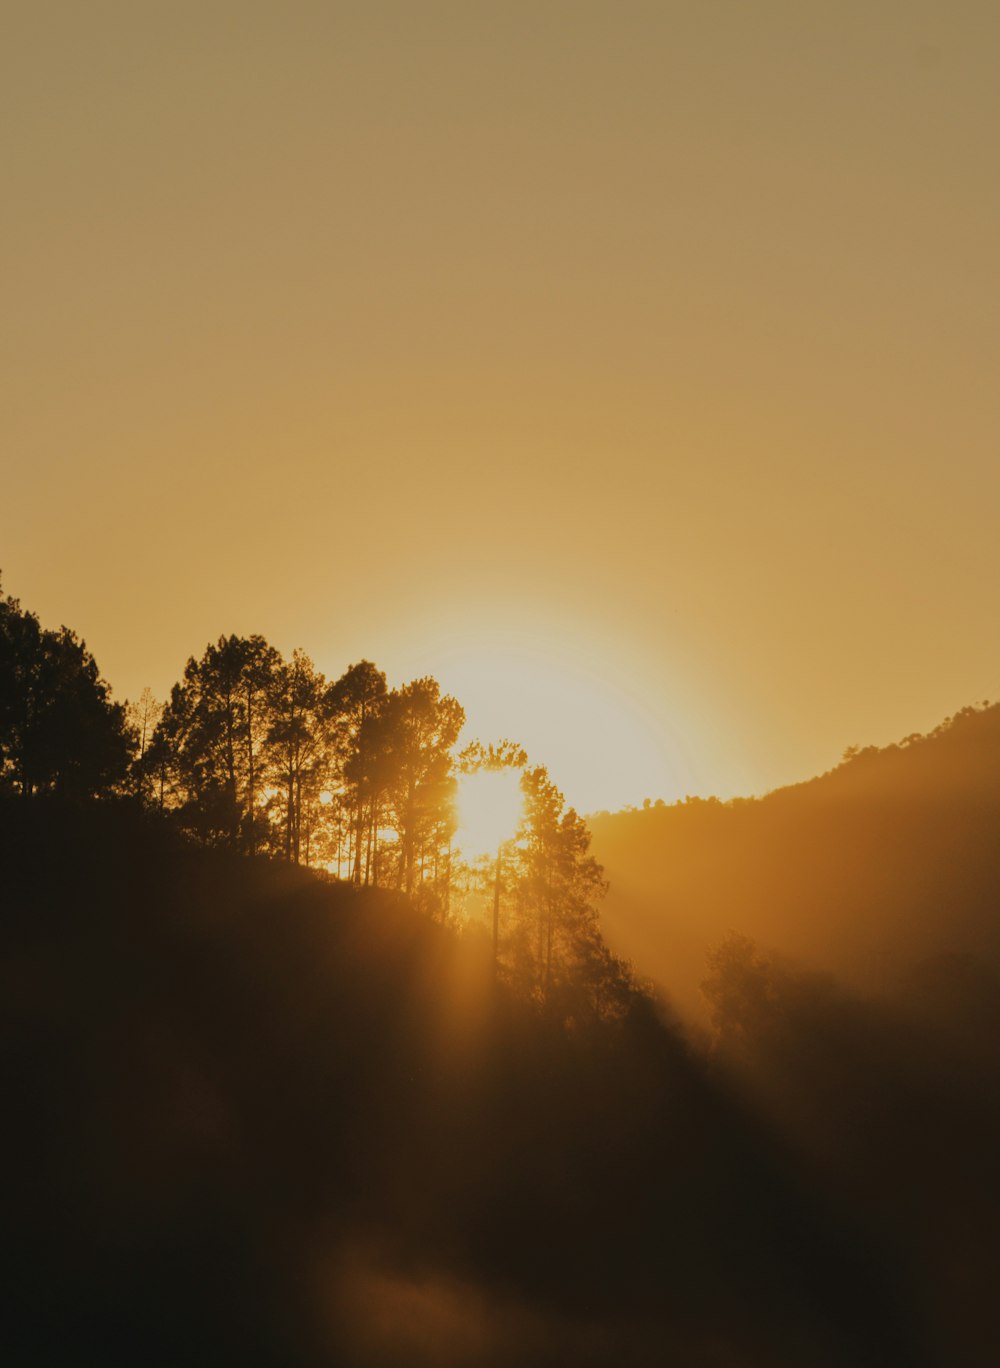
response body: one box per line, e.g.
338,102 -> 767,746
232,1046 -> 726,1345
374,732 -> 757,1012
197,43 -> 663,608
150,634 -> 281,849
700,932 -> 787,1056
125,687 -> 163,803
233,636 -> 282,855
458,739 -> 528,960
0,583 -> 130,799
503,764 -> 630,1024
375,678 -> 464,896
265,648 -> 329,864
327,661 -> 388,884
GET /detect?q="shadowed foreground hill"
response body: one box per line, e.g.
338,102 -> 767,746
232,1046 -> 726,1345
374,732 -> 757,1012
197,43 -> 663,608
590,701 -> 1000,1020
0,799 -> 925,1367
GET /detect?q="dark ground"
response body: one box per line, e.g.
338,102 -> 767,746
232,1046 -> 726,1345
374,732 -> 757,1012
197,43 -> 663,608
2,797 -> 989,1366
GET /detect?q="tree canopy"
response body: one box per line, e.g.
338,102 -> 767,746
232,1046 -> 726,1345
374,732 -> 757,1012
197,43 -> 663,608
0,581 -> 130,799
1,582 -> 631,1024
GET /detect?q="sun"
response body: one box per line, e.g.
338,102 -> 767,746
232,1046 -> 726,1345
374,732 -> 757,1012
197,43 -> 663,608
380,620 -> 699,815
456,768 -> 524,860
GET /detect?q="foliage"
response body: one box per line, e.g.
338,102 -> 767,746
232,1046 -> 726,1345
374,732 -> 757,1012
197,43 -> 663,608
329,659 -> 388,882
125,687 -> 163,803
701,930 -> 788,1053
149,633 -> 283,848
0,581 -> 130,798
1,580 -> 632,1029
360,676 -> 464,896
588,697 -> 1000,1020
505,764 -> 632,1023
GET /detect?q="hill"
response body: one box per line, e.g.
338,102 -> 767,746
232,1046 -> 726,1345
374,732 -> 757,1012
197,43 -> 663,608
0,797 -> 926,1367
588,704 -> 1000,1366
590,701 -> 1000,1021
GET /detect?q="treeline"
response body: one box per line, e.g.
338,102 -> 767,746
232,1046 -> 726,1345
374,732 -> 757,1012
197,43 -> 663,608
589,699 -> 1000,1019
0,582 -> 629,1023
138,641 -> 459,881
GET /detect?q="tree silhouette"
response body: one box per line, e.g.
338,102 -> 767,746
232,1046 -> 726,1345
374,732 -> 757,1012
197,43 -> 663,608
125,687 -> 163,803
452,761 -> 633,1023
459,739 -> 528,960
152,634 -> 284,849
327,660 -> 388,884
0,582 -> 130,799
373,678 -> 464,896
701,931 -> 786,1056
265,647 -> 328,864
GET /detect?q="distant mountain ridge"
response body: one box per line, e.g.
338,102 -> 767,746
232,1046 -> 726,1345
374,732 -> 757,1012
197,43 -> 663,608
589,702 -> 1000,1020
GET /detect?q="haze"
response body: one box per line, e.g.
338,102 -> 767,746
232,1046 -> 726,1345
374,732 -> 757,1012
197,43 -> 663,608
4,1 -> 999,813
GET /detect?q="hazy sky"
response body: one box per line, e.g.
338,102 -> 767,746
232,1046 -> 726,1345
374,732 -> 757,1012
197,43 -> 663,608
4,1 -> 999,813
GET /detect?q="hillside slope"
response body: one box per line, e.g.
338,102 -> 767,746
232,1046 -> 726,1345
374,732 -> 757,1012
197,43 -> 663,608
590,702 -> 1000,1020
0,798 -> 924,1367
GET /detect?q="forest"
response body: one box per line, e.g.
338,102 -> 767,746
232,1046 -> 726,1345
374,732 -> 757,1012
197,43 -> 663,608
590,701 -> 1000,1019
0,582 -> 627,1026
3,582 -> 1000,1366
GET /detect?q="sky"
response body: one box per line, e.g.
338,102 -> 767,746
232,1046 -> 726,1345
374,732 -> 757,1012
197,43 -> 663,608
3,1 -> 999,815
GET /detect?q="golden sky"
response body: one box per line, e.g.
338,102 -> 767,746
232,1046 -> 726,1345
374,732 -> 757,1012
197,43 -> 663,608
4,2 -> 999,814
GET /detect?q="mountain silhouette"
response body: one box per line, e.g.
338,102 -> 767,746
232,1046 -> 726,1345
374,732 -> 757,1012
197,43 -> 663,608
590,701 -> 1000,1020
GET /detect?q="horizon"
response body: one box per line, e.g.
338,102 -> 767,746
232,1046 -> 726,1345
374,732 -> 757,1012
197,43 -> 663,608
5,3 -> 1000,808
6,571 -> 993,817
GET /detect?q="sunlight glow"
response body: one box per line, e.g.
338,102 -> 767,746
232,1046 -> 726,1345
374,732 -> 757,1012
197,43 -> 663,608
456,768 -> 523,860
379,624 -> 705,814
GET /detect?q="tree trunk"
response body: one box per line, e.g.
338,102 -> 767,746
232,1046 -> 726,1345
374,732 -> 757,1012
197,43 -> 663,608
293,768 -> 302,864
364,802 -> 373,887
403,780 -> 416,895
544,888 -> 555,1003
492,847 -> 502,968
246,682 -> 256,857
371,801 -> 379,887
352,797 -> 364,885
225,689 -> 238,848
